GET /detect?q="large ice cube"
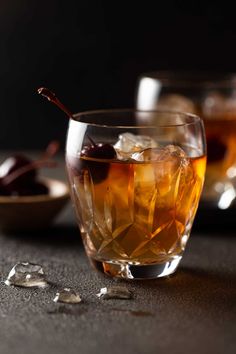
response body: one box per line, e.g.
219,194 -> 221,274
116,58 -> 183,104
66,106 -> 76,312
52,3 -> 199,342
132,144 -> 188,165
114,132 -> 157,160
133,145 -> 190,204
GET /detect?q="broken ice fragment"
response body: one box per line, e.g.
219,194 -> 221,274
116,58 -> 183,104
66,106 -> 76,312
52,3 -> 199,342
5,262 -> 48,288
114,132 -> 158,160
53,288 -> 82,304
96,286 -> 132,300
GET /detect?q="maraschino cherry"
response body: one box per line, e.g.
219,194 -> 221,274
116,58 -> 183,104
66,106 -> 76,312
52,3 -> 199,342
81,136 -> 116,160
37,87 -> 117,160
0,141 -> 59,196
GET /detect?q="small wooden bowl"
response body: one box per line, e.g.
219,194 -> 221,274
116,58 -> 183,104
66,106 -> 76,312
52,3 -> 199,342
0,178 -> 70,231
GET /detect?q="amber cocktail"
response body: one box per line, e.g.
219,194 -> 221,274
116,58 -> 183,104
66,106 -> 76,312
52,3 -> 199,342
66,110 -> 206,279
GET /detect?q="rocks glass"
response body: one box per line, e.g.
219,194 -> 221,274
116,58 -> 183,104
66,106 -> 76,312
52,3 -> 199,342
66,110 -> 206,279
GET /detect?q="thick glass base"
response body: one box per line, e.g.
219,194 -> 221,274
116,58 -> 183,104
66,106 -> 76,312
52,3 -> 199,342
90,256 -> 182,280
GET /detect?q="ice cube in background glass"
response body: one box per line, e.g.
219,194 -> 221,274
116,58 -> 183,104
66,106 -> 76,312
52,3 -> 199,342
157,94 -> 196,113
225,96 -> 236,112
202,92 -> 226,117
203,91 -> 236,116
96,286 -> 132,299
53,288 -> 82,304
5,262 -> 48,288
114,132 -> 158,160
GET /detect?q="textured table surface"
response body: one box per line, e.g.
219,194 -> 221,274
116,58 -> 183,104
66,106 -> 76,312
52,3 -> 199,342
0,152 -> 235,354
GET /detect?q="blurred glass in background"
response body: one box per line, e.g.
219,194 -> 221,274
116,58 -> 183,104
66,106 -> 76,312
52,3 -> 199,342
136,72 -> 236,209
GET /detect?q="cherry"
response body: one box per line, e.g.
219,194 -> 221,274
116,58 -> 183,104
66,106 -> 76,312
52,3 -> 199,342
0,154 -> 36,189
0,154 -> 38,196
81,142 -> 116,159
38,87 -> 117,182
79,142 -> 116,183
0,141 -> 59,196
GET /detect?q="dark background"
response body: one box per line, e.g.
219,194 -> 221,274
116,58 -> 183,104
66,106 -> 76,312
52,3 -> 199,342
1,0 -> 236,149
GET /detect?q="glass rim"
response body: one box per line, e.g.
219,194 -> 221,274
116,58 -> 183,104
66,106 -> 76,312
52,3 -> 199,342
138,70 -> 236,89
72,108 -> 202,129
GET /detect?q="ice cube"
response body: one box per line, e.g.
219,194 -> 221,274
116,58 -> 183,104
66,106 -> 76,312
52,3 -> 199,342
5,262 -> 48,288
53,288 -> 82,304
133,145 -> 190,205
158,94 -> 196,113
132,147 -> 164,162
96,286 -> 132,300
152,146 -> 190,192
157,145 -> 188,164
132,145 -> 188,165
114,132 -> 157,160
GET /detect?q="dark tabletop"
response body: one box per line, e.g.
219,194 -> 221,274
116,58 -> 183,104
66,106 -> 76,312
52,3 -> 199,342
0,152 -> 235,354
